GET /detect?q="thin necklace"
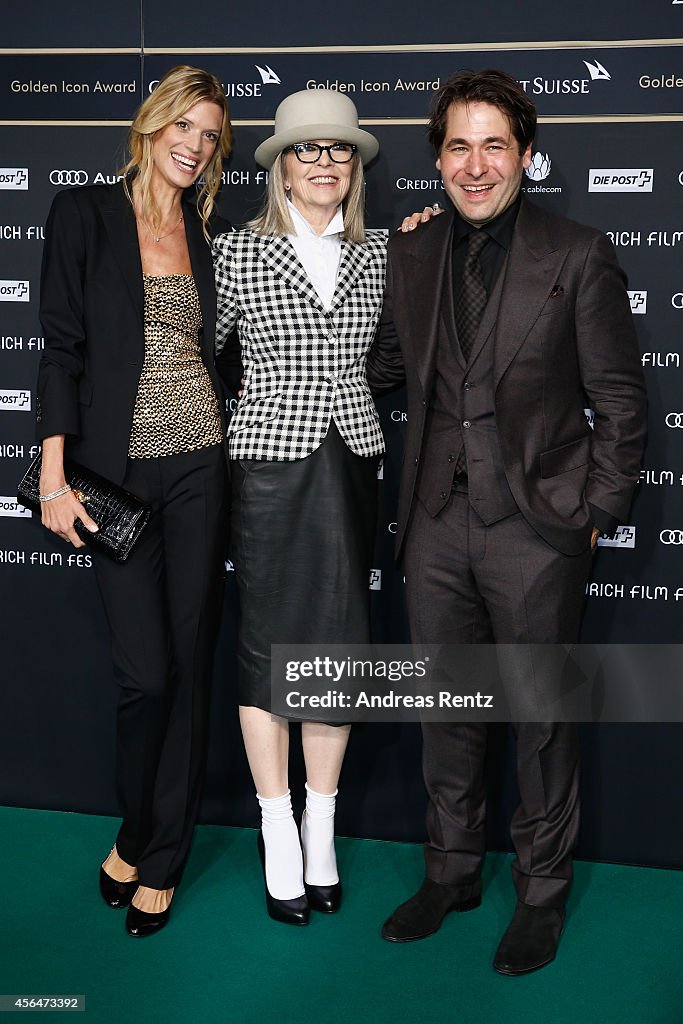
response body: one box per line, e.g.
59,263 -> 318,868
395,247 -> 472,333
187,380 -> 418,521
139,212 -> 184,244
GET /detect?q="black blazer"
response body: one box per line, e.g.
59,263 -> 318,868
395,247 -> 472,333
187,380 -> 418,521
37,181 -> 232,484
367,198 -> 647,557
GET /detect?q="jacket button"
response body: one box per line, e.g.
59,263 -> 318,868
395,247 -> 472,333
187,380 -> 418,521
463,381 -> 473,390
448,454 -> 455,463
463,420 -> 471,429
414,456 -> 419,465
440,491 -> 447,499
422,399 -> 426,406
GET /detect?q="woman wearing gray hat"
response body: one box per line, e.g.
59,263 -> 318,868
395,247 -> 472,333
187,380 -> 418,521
213,90 -> 385,926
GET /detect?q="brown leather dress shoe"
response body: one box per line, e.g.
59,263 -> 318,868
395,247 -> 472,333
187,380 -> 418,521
493,901 -> 564,975
381,877 -> 481,942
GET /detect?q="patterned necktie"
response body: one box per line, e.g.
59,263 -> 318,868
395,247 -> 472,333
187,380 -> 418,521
454,230 -> 490,364
452,230 -> 489,479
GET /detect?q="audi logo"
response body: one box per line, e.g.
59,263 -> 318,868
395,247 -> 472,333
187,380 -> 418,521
660,530 -> 683,545
49,170 -> 88,186
665,413 -> 683,428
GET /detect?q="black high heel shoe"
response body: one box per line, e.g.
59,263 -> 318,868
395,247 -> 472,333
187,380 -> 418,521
257,831 -> 310,926
125,902 -> 171,938
99,867 -> 139,909
301,811 -> 342,913
304,880 -> 342,914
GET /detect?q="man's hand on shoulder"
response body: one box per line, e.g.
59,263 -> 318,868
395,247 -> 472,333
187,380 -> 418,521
397,203 -> 445,233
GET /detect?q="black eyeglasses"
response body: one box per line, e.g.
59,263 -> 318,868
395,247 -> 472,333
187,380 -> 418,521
285,143 -> 357,164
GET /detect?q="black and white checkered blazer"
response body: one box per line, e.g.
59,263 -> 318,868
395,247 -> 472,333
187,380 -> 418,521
212,228 -> 387,461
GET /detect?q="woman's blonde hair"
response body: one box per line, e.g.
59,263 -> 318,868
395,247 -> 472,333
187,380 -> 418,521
248,150 -> 366,242
120,65 -> 232,241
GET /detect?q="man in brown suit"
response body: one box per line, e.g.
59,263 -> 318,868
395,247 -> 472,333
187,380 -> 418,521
367,69 -> 646,974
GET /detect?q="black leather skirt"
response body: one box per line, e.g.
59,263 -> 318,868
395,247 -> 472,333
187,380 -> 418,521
230,422 -> 380,711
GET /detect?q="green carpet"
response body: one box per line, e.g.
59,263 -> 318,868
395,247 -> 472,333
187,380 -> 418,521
1,807 -> 681,1023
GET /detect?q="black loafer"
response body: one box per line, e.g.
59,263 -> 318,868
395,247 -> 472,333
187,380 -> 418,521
493,902 -> 564,976
99,867 -> 138,909
305,880 -> 342,914
257,832 -> 310,926
381,877 -> 481,942
125,903 -> 171,938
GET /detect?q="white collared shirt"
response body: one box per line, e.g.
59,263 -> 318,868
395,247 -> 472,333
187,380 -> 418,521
286,199 -> 344,310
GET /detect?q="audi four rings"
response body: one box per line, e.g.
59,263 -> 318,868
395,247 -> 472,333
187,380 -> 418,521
660,531 -> 683,544
665,413 -> 683,427
49,170 -> 88,185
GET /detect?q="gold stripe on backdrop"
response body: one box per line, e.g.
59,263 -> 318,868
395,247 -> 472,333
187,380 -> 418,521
0,48 -> 141,54
2,115 -> 683,127
0,38 -> 681,55
143,38 -> 683,53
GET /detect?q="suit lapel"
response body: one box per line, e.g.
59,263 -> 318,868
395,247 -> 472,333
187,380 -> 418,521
329,240 -> 371,311
493,201 -> 570,390
401,210 -> 455,394
439,247 -> 464,369
100,183 -> 144,320
260,235 -> 325,311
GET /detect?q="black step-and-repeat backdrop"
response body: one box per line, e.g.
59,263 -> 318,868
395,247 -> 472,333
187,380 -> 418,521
1,3 -> 683,867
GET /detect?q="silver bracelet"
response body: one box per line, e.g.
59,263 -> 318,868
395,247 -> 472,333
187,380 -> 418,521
39,484 -> 72,503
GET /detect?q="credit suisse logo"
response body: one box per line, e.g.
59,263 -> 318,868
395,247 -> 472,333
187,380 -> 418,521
0,168 -> 29,190
588,169 -> 654,192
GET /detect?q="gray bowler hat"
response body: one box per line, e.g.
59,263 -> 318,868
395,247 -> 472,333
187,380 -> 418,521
255,89 -> 379,169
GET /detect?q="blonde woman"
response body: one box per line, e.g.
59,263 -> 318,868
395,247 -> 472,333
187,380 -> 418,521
37,65 -> 232,937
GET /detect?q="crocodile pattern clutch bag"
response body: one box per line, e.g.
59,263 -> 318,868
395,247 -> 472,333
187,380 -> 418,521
17,453 -> 152,563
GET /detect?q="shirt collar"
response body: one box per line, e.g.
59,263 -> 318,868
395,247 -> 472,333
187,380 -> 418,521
452,194 -> 521,251
286,198 -> 345,240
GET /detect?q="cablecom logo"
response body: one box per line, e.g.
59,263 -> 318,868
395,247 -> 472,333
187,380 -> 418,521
526,153 -> 552,181
524,153 -> 562,194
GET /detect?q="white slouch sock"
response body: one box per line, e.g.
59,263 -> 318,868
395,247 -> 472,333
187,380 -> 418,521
257,790 -> 305,901
301,783 -> 339,886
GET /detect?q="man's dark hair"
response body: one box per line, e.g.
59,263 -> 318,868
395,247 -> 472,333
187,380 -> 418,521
427,69 -> 537,155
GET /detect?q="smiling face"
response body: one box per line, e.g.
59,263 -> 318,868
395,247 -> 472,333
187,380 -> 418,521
150,99 -> 223,195
283,139 -> 354,230
436,101 -> 532,227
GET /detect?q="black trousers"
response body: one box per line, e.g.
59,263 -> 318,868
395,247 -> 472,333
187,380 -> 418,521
93,444 -> 227,890
404,492 -> 592,909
